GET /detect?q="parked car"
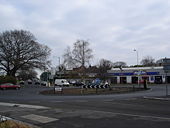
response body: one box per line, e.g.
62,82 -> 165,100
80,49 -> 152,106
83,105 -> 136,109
71,81 -> 84,86
55,79 -> 70,87
19,81 -> 25,85
0,83 -> 20,90
35,81 -> 40,85
27,79 -> 32,84
40,81 -> 48,86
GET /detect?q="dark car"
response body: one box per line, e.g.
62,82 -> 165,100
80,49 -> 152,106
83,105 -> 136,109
72,82 -> 84,86
19,81 -> 25,85
35,81 -> 40,85
0,83 -> 21,90
27,80 -> 32,85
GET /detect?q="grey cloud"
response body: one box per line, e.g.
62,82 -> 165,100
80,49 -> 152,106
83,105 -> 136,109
0,0 -> 170,65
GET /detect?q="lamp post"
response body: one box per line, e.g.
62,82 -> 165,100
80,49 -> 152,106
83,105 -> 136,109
53,56 -> 61,93
134,49 -> 140,87
53,56 -> 61,78
58,57 -> 61,78
133,49 -> 139,66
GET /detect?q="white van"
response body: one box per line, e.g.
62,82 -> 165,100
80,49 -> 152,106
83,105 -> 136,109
55,79 -> 70,87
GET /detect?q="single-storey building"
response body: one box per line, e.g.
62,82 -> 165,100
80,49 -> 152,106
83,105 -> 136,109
107,66 -> 170,84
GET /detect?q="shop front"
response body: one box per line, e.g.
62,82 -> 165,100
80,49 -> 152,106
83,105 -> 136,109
107,67 -> 165,84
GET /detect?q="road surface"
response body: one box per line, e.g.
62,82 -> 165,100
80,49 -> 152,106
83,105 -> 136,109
0,84 -> 170,128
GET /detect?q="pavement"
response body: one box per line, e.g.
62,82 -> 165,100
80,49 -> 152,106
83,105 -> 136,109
143,96 -> 170,101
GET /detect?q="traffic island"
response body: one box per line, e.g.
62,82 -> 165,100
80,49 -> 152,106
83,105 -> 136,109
40,87 -> 149,96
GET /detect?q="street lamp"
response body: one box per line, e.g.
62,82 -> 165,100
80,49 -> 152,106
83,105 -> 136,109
133,49 -> 139,66
58,57 -> 60,69
53,56 -> 61,75
134,49 -> 140,86
58,57 -> 61,78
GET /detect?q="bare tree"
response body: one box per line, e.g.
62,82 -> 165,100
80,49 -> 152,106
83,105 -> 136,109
0,30 -> 51,77
98,59 -> 113,80
98,59 -> 113,71
140,56 -> 155,66
63,40 -> 93,69
17,68 -> 38,81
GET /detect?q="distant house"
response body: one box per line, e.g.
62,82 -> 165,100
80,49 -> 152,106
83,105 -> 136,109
72,65 -> 99,78
54,66 -> 100,83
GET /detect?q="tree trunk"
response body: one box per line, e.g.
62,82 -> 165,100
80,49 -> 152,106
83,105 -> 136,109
7,70 -> 16,77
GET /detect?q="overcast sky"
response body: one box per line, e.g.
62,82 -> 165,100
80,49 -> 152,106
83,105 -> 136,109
1,0 -> 170,67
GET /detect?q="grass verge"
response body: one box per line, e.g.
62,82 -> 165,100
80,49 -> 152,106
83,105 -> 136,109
0,120 -> 31,128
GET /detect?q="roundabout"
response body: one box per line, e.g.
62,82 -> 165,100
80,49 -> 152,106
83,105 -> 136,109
40,86 -> 148,96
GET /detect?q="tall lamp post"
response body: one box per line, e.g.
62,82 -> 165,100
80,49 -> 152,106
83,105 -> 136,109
58,57 -> 61,78
133,49 -> 139,66
134,49 -> 140,86
53,56 -> 61,78
53,56 -> 61,93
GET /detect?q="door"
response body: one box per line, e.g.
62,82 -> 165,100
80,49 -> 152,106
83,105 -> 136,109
110,77 -> 117,84
132,77 -> 138,84
166,76 -> 170,83
155,76 -> 162,84
120,77 -> 127,84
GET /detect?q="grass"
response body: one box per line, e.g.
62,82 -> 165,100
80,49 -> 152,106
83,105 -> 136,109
0,120 -> 31,128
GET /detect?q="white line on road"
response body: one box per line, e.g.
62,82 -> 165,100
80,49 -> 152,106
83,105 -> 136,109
108,111 -> 170,121
0,102 -> 49,109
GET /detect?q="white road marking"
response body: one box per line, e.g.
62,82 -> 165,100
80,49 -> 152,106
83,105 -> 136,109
0,102 -> 49,109
108,111 -> 170,121
21,114 -> 58,123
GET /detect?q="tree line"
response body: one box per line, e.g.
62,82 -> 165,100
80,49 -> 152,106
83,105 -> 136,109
62,40 -> 159,70
0,29 -> 161,81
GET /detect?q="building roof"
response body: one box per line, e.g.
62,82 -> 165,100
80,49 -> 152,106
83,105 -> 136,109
109,66 -> 163,72
72,66 -> 99,73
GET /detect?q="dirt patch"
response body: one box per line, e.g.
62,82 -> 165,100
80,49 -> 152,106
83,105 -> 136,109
40,87 -> 148,96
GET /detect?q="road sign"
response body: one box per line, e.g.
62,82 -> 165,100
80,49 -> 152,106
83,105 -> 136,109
82,84 -> 109,89
55,87 -> 62,92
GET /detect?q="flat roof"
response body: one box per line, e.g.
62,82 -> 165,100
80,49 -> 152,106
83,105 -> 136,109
110,66 -> 163,71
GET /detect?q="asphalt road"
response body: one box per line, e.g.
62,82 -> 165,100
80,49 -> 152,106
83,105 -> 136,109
1,84 -> 170,128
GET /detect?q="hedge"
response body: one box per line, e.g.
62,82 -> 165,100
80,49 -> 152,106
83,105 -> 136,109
0,76 -> 17,85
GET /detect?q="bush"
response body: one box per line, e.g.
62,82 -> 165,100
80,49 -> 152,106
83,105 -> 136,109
0,76 -> 17,85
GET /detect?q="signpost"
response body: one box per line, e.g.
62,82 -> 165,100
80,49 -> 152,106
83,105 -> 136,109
54,87 -> 63,94
162,58 -> 170,96
55,87 -> 62,92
